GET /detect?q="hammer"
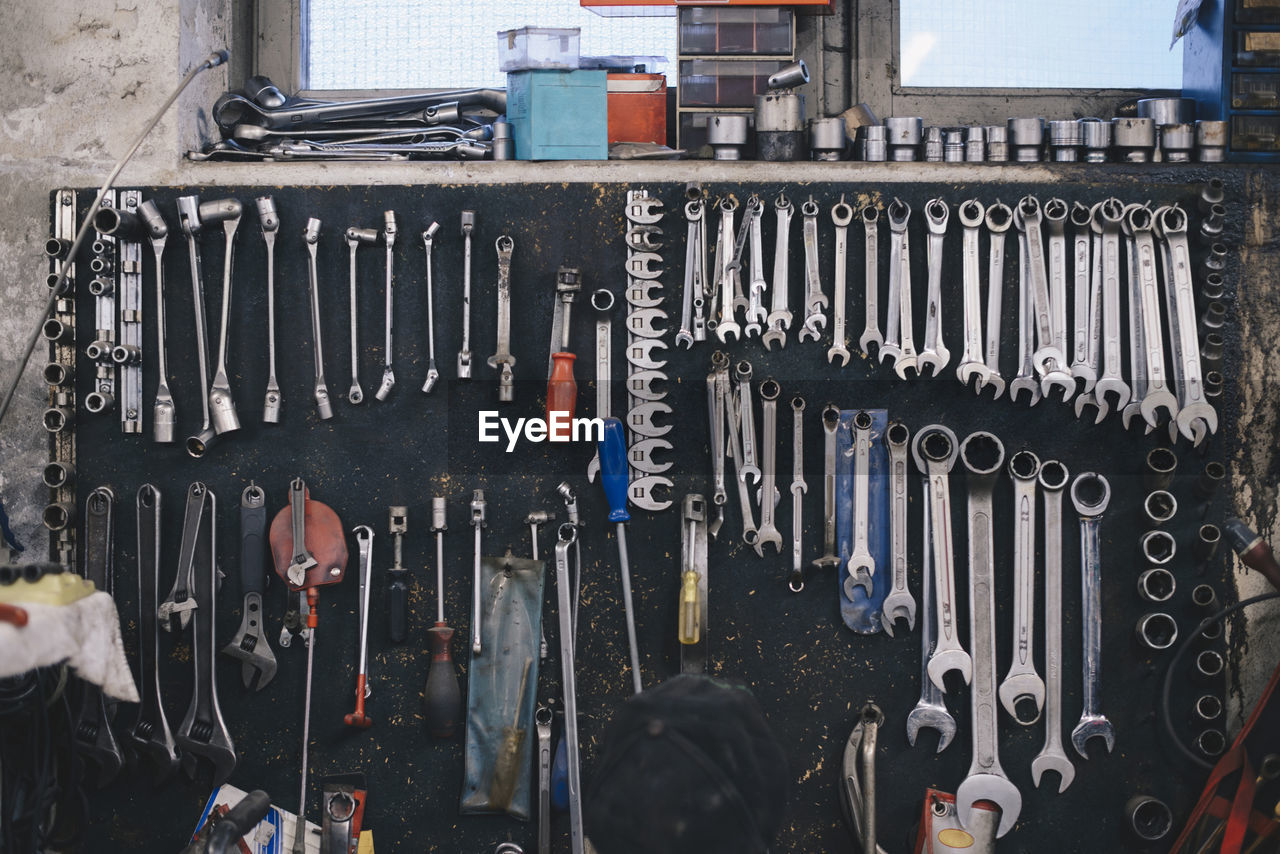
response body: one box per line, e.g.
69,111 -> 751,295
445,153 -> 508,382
526,510 -> 555,659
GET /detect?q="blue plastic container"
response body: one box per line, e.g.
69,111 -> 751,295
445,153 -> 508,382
506,70 -> 608,160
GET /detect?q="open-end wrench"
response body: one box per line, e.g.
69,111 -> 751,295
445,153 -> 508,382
344,225 -> 378,404
881,422 -> 915,635
1018,196 -> 1068,381
912,425 -> 971,691
159,480 -> 204,633
723,373 -> 758,551
812,405 -> 841,571
979,201 -> 1011,398
1120,203 -> 1149,432
744,195 -> 768,337
798,197 -> 827,342
203,199 -> 244,437
956,431 -> 1021,839
458,210 -> 475,379
827,197 -> 854,365
628,400 -> 673,438
1155,206 -> 1217,444
488,235 -> 516,402
918,199 -> 951,375
999,451 -> 1045,725
714,197 -> 741,342
1010,227 -> 1041,406
303,218 -> 334,420
255,197 -> 283,422
421,222 -> 442,393
375,210 -> 398,400
763,194 -> 794,351
138,201 -> 176,441
1128,206 -> 1179,428
789,396 -> 808,592
955,199 -> 990,390
176,196 -> 217,457
884,199 -> 919,378
1041,198 -> 1074,404
221,483 -> 278,691
844,411 -> 875,598
74,487 -> 124,785
1031,460 -> 1075,792
1092,199 -> 1130,413
586,289 -> 615,482
756,378 -> 783,553
129,484 -> 179,780
735,360 -> 761,485
706,352 -> 729,510
677,199 -> 704,348
174,484 -> 237,786
859,205 -> 883,355
1069,202 -> 1097,393
1070,472 -> 1115,759
906,474 -> 957,752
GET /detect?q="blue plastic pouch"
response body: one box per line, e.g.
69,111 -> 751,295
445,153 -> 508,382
836,409 -> 891,633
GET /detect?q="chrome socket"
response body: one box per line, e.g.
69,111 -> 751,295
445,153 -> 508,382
1137,567 -> 1176,603
1195,120 -> 1228,162
1195,461 -> 1226,499
1143,490 -> 1177,526
1111,117 -> 1156,162
885,116 -> 922,161
1007,117 -> 1045,161
922,125 -> 943,161
1140,530 -> 1176,565
1135,612 -> 1178,650
984,124 -> 1008,161
859,125 -> 887,161
1143,447 -> 1177,491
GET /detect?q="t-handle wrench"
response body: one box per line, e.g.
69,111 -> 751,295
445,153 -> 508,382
488,235 -> 516,402
375,210 -> 397,401
421,222 -> 441,393
345,224 -> 378,404
137,201 -> 176,442
303,218 -> 334,420
205,198 -> 243,437
256,196 -> 282,423
457,210 -> 476,379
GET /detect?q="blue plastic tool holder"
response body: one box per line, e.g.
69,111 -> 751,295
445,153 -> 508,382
506,70 -> 608,161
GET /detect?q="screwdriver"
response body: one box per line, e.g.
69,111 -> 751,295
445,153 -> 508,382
547,266 -> 581,441
1224,517 -> 1280,592
424,496 -> 461,737
598,416 -> 643,694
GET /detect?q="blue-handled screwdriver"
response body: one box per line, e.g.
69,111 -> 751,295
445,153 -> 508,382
598,417 -> 643,694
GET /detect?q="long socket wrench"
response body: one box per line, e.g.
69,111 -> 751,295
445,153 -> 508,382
256,197 -> 283,422
812,405 -> 841,572
883,199 -> 918,378
421,222 -> 442,393
138,201 -> 176,441
756,379 -> 783,553
798,198 -> 826,342
203,199 -> 243,438
844,411 -> 875,598
905,474 -> 957,752
999,451 -> 1045,725
303,218 -> 333,419
881,422 -> 915,635
175,196 -> 214,456
375,210 -> 397,400
918,199 -> 951,375
345,224 -> 378,404
488,236 -> 516,401
1070,473 -> 1115,759
457,211 -> 475,378
788,396 -> 807,592
1031,461 -> 1075,792
762,194 -> 793,351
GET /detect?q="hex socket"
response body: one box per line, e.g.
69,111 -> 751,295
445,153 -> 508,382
1200,301 -> 1226,338
1192,584 -> 1218,611
1196,729 -> 1226,757
44,237 -> 71,258
1195,461 -> 1226,499
92,206 -> 144,239
1140,530 -> 1176,564
1137,567 -> 1176,603
1194,695 -> 1223,722
1200,272 -> 1225,302
1196,649 -> 1225,679
1144,447 -> 1177,491
1143,490 -> 1178,526
88,277 -> 113,297
84,391 -> 114,414
1204,370 -> 1224,399
42,407 -> 72,433
1199,619 -> 1223,641
1203,242 -> 1227,274
1079,117 -> 1112,161
1195,524 -> 1222,563
1135,612 -> 1178,650
42,502 -> 73,531
43,362 -> 71,386
1126,795 -> 1173,842
1196,121 -> 1228,161
42,319 -> 73,344
1200,178 -> 1226,213
984,125 -> 1008,161
1007,117 -> 1045,160
42,461 -> 74,489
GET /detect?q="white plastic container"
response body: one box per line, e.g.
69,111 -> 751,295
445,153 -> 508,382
498,27 -> 581,72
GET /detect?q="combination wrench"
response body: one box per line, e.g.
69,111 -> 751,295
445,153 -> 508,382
1070,472 -> 1115,759
204,199 -> 243,438
812,405 -> 841,572
345,224 -> 378,404
859,205 -> 883,355
744,195 -> 768,337
905,474 -> 957,752
375,210 -> 398,400
421,222 -> 441,393
1009,226 -> 1042,406
457,210 -> 475,379
303,218 -> 334,420
488,235 -> 516,402
713,197 -> 741,342
1128,206 -> 1179,428
255,197 -> 283,422
586,289 -> 615,482
756,379 -> 783,553
677,198 -> 704,348
979,201 -> 1012,399
723,369 -> 759,551
1154,206 -> 1217,444
881,422 -> 915,635
138,201 -> 176,441
128,484 -> 179,780
955,199 -> 990,390
1041,198 -> 1075,402
844,411 -> 875,598
999,451 -> 1045,725
882,199 -> 918,378
1019,197 -> 1074,398
1069,202 -> 1097,392
1120,203 -> 1150,431
734,360 -> 761,485
1030,460 -> 1075,792
706,353 -> 729,513
789,396 -> 807,592
762,194 -> 793,351
955,432 -> 1021,839
798,197 -> 826,342
1092,199 -> 1130,415
918,198 -> 951,375
827,197 -> 854,365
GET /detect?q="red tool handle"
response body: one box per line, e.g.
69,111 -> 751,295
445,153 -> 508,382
547,352 -> 577,441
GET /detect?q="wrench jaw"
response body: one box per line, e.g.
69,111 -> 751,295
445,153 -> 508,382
891,352 -> 919,381
1071,364 -> 1098,394
761,324 -> 788,351
956,774 -> 1022,839
1039,369 -> 1076,403
1030,750 -> 1076,794
1139,390 -> 1179,431
976,372 -> 1007,400
926,650 -> 973,692
997,675 -> 1046,727
906,706 -> 957,753
221,592 -> 279,691
844,561 -> 874,598
955,362 -> 992,393
715,320 -> 741,344
1072,392 -> 1107,424
1176,407 -> 1216,447
859,329 -> 884,357
1069,716 -> 1116,760
827,343 -> 851,367
1009,376 -> 1042,406
880,593 -> 916,636
916,349 -> 950,378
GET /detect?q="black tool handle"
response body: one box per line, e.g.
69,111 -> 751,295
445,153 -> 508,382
239,486 -> 267,597
388,570 -> 409,643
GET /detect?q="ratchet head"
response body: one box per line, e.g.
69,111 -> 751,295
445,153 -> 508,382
956,773 -> 1022,838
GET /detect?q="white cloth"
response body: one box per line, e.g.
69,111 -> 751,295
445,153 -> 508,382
0,591 -> 139,702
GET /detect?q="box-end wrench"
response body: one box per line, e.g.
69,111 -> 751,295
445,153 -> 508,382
457,210 -> 476,379
138,201 -> 177,441
1092,199 -> 1130,415
906,474 -> 957,752
1017,196 -> 1067,383
1030,460 -> 1075,792
859,205 -> 883,356
202,199 -> 243,437
1070,473 -> 1115,760
789,396 -> 808,592
979,201 -> 1011,399
255,197 -> 283,422
756,378 -> 783,554
762,194 -> 793,352
955,431 -> 1021,839
1009,226 -> 1042,406
1069,202 -> 1096,393
844,411 -> 875,598
881,422 -> 915,635
221,483 -> 278,691
827,197 -> 854,366
375,210 -> 398,401
1155,206 -> 1217,444
344,225 -> 378,404
955,200 -> 990,391
421,222 -> 442,393
1128,206 -> 1179,428
1041,198 -> 1074,403
677,199 -> 704,349
303,218 -> 334,420
999,451 -> 1045,726
812,405 -> 841,571
176,196 -> 218,457
798,197 -> 827,343
745,195 -> 768,338
883,199 -> 919,379
918,198 -> 951,376
714,197 -> 741,342
488,235 -> 516,402
911,425 -> 972,691
586,289 -> 615,482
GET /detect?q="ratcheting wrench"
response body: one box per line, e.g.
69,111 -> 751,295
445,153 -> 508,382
303,218 -> 333,420
980,201 -> 1012,399
755,379 -> 783,553
881,422 -> 915,635
1070,473 -> 1115,760
762,194 -> 793,351
375,210 -> 398,401
488,235 -> 516,402
1031,460 -> 1075,792
345,224 -> 378,404
859,205 -> 883,355
906,474 -> 957,753
138,201 -> 177,441
844,411 -> 875,598
789,396 -> 808,592
421,222 -> 442,393
883,199 -> 919,378
813,405 -> 841,571
744,195 -> 768,337
457,210 -> 476,379
955,199 -> 990,391
918,198 -> 951,375
798,197 -> 826,342
999,451 -> 1045,726
828,197 -> 854,366
255,197 -> 283,422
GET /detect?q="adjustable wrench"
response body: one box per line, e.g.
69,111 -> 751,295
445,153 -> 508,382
256,197 -> 283,422
205,199 -> 243,436
1091,199 -> 1130,414
1154,206 -> 1217,444
955,200 -> 990,390
706,354 -> 729,512
713,197 -> 741,342
1040,198 -> 1075,402
918,199 -> 951,375
421,222 -> 442,393
345,225 -> 379,404
677,199 -> 705,348
176,196 -> 217,456
221,483 -> 278,691
488,235 -> 516,402
956,432 -> 1021,839
287,477 -> 319,587
1128,206 -> 1178,428
789,396 -> 808,592
723,371 -> 758,551
586,288 -> 615,482
844,411 -> 875,598
1031,461 -> 1075,792
174,483 -> 237,786
906,475 -> 956,752
827,197 -> 854,366
458,210 -> 476,379
999,452 -> 1045,725
859,205 -> 883,355
1070,473 -> 1115,759
980,201 -> 1012,399
159,478 -> 204,632
912,425 -> 971,690
812,405 -> 841,570
762,194 -> 793,351
744,195 -> 768,337
129,484 -> 179,780
137,201 -> 176,441
375,210 -> 398,400
883,199 -> 919,378
881,422 -> 915,635
74,486 -> 124,785
304,218 -> 334,420
734,360 -> 761,485
755,379 -> 783,553
798,197 -> 827,342
1069,202 -> 1096,392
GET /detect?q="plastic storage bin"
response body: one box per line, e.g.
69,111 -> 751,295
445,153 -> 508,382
678,59 -> 789,107
498,27 -> 581,72
507,70 -> 608,160
678,8 -> 794,56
